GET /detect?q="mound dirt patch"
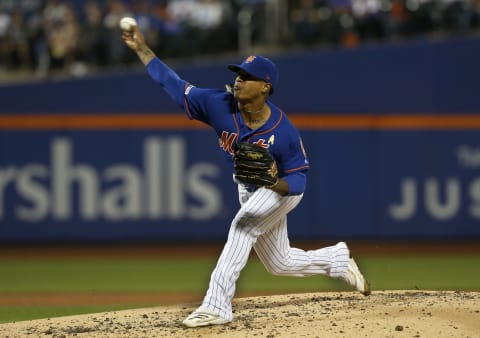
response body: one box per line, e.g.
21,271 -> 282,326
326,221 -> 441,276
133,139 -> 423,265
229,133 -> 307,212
0,290 -> 478,337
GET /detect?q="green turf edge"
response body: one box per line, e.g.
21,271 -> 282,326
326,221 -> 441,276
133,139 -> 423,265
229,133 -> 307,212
1,256 -> 479,293
0,305 -> 148,324
1,256 -> 479,323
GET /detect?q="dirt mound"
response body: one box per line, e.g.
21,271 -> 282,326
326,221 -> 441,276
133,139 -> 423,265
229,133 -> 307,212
1,291 -> 478,337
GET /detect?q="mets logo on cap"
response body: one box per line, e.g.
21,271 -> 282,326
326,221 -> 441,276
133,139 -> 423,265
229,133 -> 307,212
245,55 -> 256,63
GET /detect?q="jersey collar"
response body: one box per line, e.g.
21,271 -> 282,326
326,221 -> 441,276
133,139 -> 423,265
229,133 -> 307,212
233,101 -> 283,141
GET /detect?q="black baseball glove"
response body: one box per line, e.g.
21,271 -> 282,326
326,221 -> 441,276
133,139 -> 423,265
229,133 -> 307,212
233,142 -> 278,188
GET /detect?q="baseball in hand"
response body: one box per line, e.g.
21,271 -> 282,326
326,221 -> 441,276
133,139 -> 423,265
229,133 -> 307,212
119,17 -> 137,31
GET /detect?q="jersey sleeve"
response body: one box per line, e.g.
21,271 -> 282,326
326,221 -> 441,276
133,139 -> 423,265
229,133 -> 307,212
184,86 -> 235,126
183,86 -> 220,125
283,171 -> 306,195
146,57 -> 229,126
280,134 -> 310,175
146,58 -> 188,108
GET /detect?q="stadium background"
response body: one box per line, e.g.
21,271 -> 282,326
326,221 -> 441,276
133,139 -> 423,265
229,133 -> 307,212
0,0 -> 479,324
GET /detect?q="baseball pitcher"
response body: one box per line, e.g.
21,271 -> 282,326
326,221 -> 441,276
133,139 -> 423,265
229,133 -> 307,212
122,24 -> 370,328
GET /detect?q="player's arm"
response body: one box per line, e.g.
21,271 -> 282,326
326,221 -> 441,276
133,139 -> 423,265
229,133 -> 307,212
272,134 -> 309,196
268,178 -> 289,196
122,26 -> 188,108
122,26 -> 214,125
269,172 -> 305,196
234,142 -> 306,196
122,26 -> 155,66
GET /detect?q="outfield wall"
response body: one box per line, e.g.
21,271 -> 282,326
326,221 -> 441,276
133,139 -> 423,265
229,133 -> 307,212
0,36 -> 479,242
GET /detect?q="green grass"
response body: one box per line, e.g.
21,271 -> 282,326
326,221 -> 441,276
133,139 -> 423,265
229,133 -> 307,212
0,259 -> 217,293
0,255 -> 479,323
358,257 -> 480,290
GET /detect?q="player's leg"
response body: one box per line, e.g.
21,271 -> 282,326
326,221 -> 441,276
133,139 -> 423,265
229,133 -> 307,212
254,221 -> 370,294
185,187 -> 301,325
254,219 -> 350,278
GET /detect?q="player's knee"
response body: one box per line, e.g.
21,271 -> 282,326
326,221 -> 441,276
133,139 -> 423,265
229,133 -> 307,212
232,211 -> 258,229
263,261 -> 290,276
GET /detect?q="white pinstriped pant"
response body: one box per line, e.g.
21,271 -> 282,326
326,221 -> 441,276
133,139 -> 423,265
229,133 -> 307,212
198,184 -> 350,320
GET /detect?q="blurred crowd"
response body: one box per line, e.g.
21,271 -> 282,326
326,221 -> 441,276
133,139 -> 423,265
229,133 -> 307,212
0,0 -> 238,78
0,0 -> 479,79
289,0 -> 480,48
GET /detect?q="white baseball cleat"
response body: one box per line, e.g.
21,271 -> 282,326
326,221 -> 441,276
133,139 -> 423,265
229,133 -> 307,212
341,257 -> 371,296
182,310 -> 230,327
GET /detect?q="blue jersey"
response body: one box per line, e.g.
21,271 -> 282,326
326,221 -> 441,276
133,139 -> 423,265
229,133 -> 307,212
146,58 -> 309,194
184,86 -> 309,176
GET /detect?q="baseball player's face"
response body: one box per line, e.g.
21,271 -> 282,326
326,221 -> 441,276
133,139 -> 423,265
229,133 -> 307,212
233,72 -> 269,101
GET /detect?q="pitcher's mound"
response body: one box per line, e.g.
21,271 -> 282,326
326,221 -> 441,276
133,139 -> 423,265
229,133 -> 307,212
0,291 -> 478,337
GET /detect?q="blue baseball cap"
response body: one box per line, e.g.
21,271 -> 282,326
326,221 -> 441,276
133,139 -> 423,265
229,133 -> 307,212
228,55 -> 279,94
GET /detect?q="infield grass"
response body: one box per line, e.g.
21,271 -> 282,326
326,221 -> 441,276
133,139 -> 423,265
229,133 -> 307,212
0,255 -> 479,323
